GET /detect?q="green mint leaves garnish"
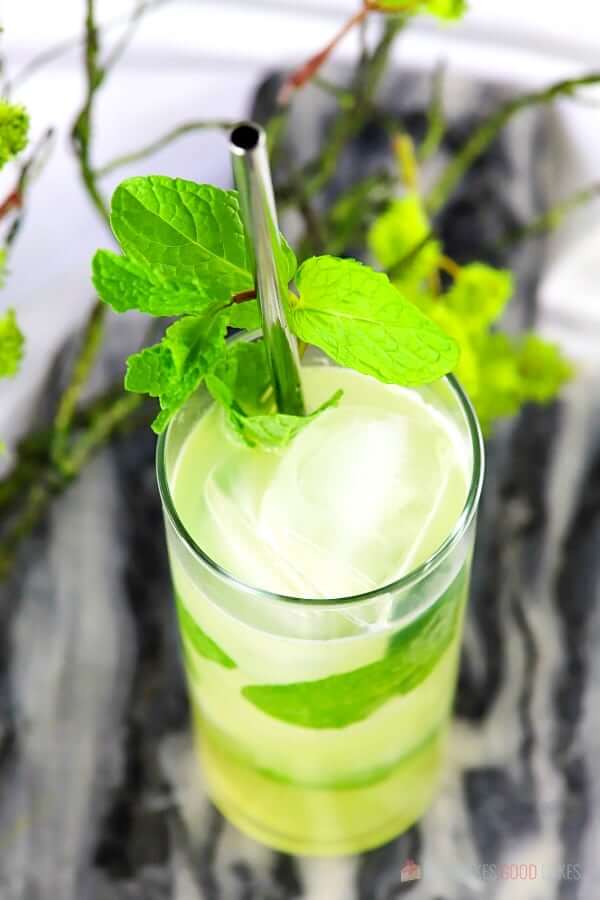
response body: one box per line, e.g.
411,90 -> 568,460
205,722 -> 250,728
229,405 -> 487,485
92,176 -> 460,445
289,255 -> 459,385
243,565 -> 467,729
0,308 -> 25,378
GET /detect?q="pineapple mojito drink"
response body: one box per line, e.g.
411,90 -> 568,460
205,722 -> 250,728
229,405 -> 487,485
159,356 -> 482,855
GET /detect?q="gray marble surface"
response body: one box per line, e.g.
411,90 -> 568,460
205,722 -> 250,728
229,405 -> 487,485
1,72 -> 600,899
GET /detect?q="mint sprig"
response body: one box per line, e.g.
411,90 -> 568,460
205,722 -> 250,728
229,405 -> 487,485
92,176 -> 459,445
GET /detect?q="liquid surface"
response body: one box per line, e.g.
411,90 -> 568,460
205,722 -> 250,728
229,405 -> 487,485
172,365 -> 471,598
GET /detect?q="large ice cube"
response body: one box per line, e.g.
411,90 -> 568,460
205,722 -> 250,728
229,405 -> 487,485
258,394 -> 467,597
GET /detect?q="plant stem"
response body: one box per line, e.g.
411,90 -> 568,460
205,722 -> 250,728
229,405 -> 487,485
427,73 -> 600,215
500,182 -> 600,246
95,120 -> 235,177
0,393 -> 145,579
305,18 -> 404,199
71,0 -> 109,223
3,128 -> 55,251
419,63 -> 446,162
50,301 -> 107,469
278,4 -> 371,106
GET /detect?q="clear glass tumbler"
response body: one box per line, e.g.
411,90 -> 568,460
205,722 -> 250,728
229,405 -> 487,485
157,342 -> 484,856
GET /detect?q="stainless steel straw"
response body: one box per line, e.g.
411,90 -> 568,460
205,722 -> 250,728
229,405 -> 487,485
230,122 -> 305,416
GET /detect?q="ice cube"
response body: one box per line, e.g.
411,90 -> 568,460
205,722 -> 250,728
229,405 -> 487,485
258,398 -> 466,597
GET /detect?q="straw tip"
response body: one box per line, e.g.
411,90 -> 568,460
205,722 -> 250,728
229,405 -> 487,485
230,122 -> 264,154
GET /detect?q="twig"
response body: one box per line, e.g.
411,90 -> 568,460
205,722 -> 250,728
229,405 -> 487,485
63,393 -> 143,474
277,4 -> 370,106
50,302 -> 106,469
426,73 -> 600,215
297,18 -> 405,201
500,182 -> 600,246
0,483 -> 50,580
0,392 -> 145,579
419,63 -> 446,161
103,0 -> 171,72
277,0 -> 419,104
71,0 -> 109,222
3,128 -> 56,250
95,120 -> 235,177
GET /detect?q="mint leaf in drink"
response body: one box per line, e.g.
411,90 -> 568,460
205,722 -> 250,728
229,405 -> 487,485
228,299 -> 261,330
0,308 -> 24,378
126,310 -> 229,433
92,250 -> 222,316
0,101 -> 29,169
175,594 -> 236,669
289,255 -> 459,385
207,339 -> 342,448
231,390 -> 343,449
243,566 -> 467,728
107,177 -> 297,306
208,340 -> 273,415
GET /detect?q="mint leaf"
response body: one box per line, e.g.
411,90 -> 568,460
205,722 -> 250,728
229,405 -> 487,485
175,593 -> 236,669
0,308 -> 24,378
92,250 -> 222,316
243,565 -> 467,728
0,101 -> 29,169
231,390 -> 343,449
108,177 -> 297,307
208,340 -> 273,416
228,299 -> 261,330
207,339 -> 342,448
126,310 -> 229,433
289,256 -> 459,385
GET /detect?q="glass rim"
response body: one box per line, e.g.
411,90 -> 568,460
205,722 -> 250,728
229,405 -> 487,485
156,364 -> 485,608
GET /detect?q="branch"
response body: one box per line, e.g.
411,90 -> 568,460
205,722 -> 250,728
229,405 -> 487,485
294,17 -> 405,202
71,0 -> 109,223
3,128 -> 55,251
419,63 -> 446,161
426,73 -> 600,215
50,302 -> 106,469
500,182 -> 600,246
277,0 -> 419,104
0,392 -> 145,579
278,5 -> 370,106
95,119 -> 235,177
103,0 -> 170,72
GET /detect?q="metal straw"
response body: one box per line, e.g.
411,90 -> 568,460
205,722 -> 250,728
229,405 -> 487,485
230,122 -> 305,416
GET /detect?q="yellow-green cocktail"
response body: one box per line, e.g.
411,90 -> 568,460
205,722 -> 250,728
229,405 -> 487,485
158,347 -> 483,855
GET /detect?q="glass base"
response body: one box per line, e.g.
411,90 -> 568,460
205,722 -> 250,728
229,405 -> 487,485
198,721 -> 446,856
